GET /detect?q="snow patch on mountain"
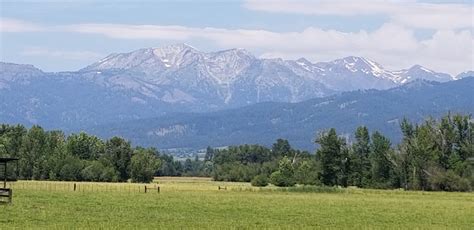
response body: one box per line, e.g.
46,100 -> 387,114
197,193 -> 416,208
2,44 -> 459,114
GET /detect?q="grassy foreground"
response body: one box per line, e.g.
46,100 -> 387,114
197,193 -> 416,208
1,177 -> 473,229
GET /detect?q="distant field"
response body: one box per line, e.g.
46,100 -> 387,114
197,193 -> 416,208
2,177 -> 473,229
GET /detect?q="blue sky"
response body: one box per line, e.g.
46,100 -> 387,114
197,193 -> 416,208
0,0 -> 472,75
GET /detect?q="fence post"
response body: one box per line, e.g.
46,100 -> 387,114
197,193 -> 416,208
145,186 -> 147,193
8,189 -> 12,204
157,186 -> 160,193
74,183 -> 76,191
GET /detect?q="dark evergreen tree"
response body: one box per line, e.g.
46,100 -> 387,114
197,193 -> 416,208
349,126 -> 372,187
370,131 -> 396,188
316,128 -> 348,186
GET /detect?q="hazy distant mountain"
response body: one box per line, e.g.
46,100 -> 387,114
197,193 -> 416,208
456,71 -> 474,80
88,77 -> 474,151
0,44 -> 461,129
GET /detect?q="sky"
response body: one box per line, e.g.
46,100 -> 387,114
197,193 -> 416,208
0,0 -> 473,75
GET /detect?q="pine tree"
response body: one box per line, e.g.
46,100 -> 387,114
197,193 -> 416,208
316,128 -> 348,186
349,126 -> 372,187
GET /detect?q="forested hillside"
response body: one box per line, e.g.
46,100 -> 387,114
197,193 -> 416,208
89,77 -> 474,150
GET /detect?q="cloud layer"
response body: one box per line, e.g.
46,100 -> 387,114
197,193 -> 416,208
1,8 -> 473,75
20,47 -> 104,61
243,0 -> 474,30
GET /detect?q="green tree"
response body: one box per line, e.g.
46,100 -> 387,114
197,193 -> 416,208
315,128 -> 349,186
130,148 -> 161,183
19,125 -> 48,179
294,160 -> 320,185
81,161 -> 106,181
349,126 -> 372,187
58,155 -> 84,181
0,124 -> 27,158
44,130 -> 67,180
204,146 -> 214,161
270,156 -> 295,187
272,139 -> 292,158
370,131 -> 396,188
103,137 -> 133,182
67,132 -> 104,160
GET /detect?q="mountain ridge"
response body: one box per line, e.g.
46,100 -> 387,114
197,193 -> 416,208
86,77 -> 474,151
0,44 -> 471,131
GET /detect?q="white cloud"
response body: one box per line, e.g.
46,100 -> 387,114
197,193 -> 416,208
60,22 -> 473,75
2,17 -> 473,75
243,0 -> 474,30
0,18 -> 44,32
20,47 -> 104,61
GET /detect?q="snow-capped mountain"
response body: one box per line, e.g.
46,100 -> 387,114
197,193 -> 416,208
79,44 -> 455,102
0,44 -> 463,129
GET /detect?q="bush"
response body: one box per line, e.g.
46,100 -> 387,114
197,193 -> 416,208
269,157 -> 296,187
58,156 -> 84,181
270,171 -> 295,187
251,174 -> 269,187
429,170 -> 472,192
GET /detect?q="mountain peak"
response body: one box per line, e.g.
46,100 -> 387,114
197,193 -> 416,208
0,62 -> 44,82
152,43 -> 199,57
330,56 -> 388,77
0,62 -> 43,74
296,58 -> 312,65
82,44 -> 202,72
401,65 -> 453,82
212,48 -> 255,59
408,64 -> 434,73
333,56 -> 378,67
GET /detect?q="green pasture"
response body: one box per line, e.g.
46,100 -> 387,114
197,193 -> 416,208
1,177 -> 473,229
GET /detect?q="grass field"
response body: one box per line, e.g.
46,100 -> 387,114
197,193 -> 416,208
1,177 -> 473,229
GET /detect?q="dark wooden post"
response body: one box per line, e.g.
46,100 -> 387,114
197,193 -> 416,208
3,162 -> 6,189
74,183 -> 76,191
157,186 -> 160,193
144,186 -> 147,193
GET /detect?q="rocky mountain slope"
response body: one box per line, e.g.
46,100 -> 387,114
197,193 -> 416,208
0,44 -> 465,130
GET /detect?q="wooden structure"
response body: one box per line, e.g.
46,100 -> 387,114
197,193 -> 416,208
144,185 -> 160,193
0,157 -> 18,204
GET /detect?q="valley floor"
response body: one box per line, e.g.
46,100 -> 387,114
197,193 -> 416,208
1,177 -> 473,229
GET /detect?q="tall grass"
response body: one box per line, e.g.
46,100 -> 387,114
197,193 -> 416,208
2,177 -> 473,229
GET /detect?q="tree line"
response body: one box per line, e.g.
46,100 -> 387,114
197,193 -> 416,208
0,126 -> 160,183
208,114 -> 474,191
0,113 -> 472,191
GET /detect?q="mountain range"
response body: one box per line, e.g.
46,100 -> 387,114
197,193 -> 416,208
0,43 -> 472,150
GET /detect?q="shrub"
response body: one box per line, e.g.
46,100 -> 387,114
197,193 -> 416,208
429,170 -> 472,192
270,171 -> 295,187
251,174 -> 269,187
269,157 -> 296,187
